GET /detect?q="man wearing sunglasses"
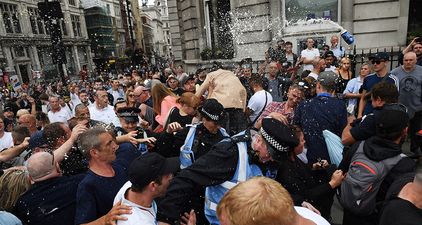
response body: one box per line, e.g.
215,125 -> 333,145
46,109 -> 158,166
358,52 -> 399,118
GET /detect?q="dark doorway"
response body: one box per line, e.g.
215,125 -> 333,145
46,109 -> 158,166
407,0 -> 422,43
19,64 -> 29,83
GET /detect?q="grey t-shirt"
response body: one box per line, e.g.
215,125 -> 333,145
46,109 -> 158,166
391,65 -> 422,118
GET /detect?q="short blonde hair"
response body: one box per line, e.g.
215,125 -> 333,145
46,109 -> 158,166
217,177 -> 296,225
0,168 -> 31,211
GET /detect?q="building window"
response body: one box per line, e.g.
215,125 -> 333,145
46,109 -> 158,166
0,3 -> 21,34
114,6 -> 120,17
14,46 -> 26,58
106,4 -> 111,15
61,19 -> 67,36
285,0 -> 339,22
78,46 -> 88,64
71,15 -> 82,37
68,0 -> 76,6
28,7 -> 47,35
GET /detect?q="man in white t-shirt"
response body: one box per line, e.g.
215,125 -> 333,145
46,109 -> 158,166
298,38 -> 320,71
0,118 -> 13,150
47,96 -> 72,124
89,89 -> 121,127
217,177 -> 329,225
114,153 -> 179,225
246,76 -> 273,123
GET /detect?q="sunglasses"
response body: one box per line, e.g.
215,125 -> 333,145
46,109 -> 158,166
371,60 -> 385,65
128,94 -> 134,97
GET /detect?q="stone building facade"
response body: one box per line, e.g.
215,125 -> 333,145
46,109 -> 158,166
143,0 -> 172,58
168,0 -> 412,72
0,0 -> 93,83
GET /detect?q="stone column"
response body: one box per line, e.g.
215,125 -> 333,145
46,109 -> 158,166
398,0 -> 410,46
30,46 -> 41,71
341,0 -> 354,33
73,45 -> 81,72
167,0 -> 183,62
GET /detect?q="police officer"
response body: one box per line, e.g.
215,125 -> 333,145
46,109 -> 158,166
114,107 -> 156,146
157,118 -> 300,225
154,99 -> 229,225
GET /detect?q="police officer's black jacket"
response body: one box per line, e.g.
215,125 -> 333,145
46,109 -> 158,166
155,123 -> 226,224
154,123 -> 225,158
156,130 -> 262,224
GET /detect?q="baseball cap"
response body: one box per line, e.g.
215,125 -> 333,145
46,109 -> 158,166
317,71 -> 339,91
129,153 -> 179,189
323,50 -> 335,58
369,52 -> 389,61
376,104 -> 409,135
28,130 -> 48,150
180,74 -> 195,85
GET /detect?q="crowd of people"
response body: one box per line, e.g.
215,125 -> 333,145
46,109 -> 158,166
0,35 -> 421,225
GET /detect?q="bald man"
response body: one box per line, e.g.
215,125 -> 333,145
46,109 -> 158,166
18,114 -> 38,136
391,51 -> 422,156
15,152 -> 85,225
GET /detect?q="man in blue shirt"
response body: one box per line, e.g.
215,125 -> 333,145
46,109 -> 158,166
294,71 -> 347,164
75,127 -> 138,225
358,52 -> 399,118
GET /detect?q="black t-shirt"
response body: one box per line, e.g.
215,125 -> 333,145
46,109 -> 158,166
379,198 -> 422,225
170,88 -> 185,96
166,107 -> 194,128
350,110 -> 378,142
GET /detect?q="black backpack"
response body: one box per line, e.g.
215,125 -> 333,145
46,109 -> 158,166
339,141 -> 405,215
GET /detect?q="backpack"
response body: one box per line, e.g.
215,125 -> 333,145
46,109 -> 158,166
339,141 -> 405,215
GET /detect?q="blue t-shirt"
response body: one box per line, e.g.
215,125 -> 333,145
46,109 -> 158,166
74,143 -> 140,225
293,95 -> 347,164
361,73 -> 399,115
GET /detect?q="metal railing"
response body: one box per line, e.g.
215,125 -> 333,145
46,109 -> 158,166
348,45 -> 404,77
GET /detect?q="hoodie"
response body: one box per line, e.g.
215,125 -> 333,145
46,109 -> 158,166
363,136 -> 402,161
339,136 -> 416,205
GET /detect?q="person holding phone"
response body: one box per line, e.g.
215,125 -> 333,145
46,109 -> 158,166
400,37 -> 422,66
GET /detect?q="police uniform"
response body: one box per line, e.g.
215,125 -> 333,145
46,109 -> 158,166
157,118 -> 299,225
154,99 -> 229,225
113,107 -> 156,146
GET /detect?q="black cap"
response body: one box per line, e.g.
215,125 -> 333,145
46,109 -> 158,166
260,118 -> 299,161
180,74 -> 195,85
28,130 -> 48,150
3,105 -> 13,112
369,52 -> 389,61
129,153 -> 179,189
117,107 -> 141,123
323,50 -> 335,58
199,98 -> 224,121
376,104 -> 409,135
